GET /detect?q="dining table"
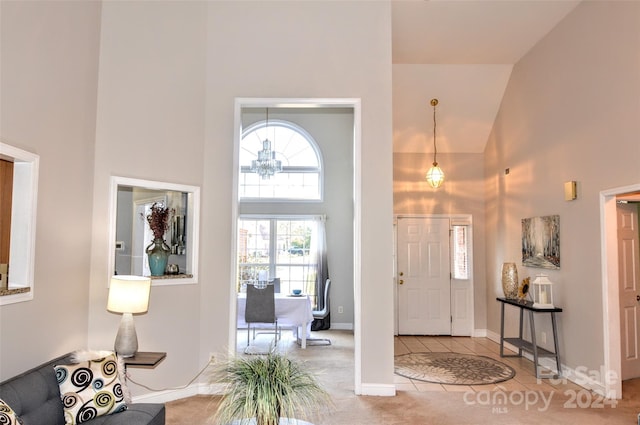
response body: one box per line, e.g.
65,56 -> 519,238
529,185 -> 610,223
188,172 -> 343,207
237,292 -> 314,348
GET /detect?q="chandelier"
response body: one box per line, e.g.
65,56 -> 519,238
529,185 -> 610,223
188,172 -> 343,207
426,98 -> 445,188
250,108 -> 282,180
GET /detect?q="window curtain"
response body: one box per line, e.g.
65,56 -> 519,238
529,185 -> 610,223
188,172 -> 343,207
312,216 -> 330,331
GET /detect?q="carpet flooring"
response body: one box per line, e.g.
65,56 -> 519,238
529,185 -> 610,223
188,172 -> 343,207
164,330 -> 640,425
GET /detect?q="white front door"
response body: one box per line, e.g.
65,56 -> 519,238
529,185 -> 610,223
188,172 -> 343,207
617,203 -> 640,380
397,217 -> 451,335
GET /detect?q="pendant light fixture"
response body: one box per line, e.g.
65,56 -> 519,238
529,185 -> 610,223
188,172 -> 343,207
250,108 -> 283,180
426,99 -> 445,188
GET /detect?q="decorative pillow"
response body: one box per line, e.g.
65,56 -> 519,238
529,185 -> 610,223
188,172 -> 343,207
70,350 -> 131,404
0,398 -> 23,425
55,352 -> 127,424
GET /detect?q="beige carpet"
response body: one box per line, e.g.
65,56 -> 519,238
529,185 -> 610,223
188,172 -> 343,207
165,331 -> 640,425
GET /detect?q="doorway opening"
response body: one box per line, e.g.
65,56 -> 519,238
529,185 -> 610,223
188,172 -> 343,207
228,98 -> 362,392
600,183 -> 640,399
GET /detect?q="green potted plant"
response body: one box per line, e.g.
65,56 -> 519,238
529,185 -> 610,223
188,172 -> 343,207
210,352 -> 331,425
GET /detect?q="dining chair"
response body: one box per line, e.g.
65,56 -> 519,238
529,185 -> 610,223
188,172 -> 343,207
245,283 -> 280,353
269,277 -> 281,294
301,278 -> 332,346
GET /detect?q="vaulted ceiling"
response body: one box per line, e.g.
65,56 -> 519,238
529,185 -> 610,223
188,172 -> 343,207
391,0 -> 581,153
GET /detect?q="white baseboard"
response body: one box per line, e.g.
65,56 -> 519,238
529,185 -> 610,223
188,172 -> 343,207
131,382 -> 226,404
132,381 -> 396,404
131,385 -> 199,404
357,383 -> 396,396
329,322 -> 353,331
473,329 -> 488,337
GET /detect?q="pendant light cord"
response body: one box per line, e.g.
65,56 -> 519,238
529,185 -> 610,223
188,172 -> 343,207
431,99 -> 438,166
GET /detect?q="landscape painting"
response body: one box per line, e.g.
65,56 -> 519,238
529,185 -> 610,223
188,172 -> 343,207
522,215 -> 560,270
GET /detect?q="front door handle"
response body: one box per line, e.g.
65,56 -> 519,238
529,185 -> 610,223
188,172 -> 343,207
399,279 -> 404,285
637,295 -> 640,302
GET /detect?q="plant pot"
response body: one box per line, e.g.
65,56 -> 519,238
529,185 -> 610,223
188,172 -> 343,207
146,238 -> 170,276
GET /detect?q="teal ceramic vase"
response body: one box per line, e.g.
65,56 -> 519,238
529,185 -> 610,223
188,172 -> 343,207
146,238 -> 170,276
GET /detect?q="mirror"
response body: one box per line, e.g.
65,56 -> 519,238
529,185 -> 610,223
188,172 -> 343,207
0,142 -> 39,304
108,177 -> 200,285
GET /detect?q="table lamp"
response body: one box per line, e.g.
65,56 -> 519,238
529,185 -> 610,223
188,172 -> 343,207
107,275 -> 151,358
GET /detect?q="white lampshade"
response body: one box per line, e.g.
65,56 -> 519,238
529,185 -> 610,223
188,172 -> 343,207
107,275 -> 151,357
107,275 -> 151,314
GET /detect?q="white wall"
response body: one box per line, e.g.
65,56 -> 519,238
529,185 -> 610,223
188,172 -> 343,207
484,0 -> 640,384
393,152 -> 487,330
202,0 -> 394,392
86,0 -> 394,395
0,0 -> 101,379
87,0 -> 208,392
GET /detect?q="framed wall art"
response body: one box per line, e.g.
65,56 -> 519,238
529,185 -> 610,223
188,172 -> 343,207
521,215 -> 560,270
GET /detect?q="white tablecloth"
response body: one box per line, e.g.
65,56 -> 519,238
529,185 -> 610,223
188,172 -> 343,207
237,293 -> 314,348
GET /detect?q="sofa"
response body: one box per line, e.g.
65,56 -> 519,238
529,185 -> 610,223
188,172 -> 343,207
0,352 -> 165,425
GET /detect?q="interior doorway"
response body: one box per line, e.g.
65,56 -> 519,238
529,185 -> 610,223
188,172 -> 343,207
229,98 -> 362,391
600,184 -> 640,399
616,201 -> 640,380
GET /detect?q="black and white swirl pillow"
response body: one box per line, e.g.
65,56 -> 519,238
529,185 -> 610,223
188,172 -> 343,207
0,398 -> 23,425
54,353 -> 127,424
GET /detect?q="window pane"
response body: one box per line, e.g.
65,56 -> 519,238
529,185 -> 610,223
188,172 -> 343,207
237,217 -> 319,302
239,120 -> 321,200
237,219 -> 271,290
452,225 -> 469,280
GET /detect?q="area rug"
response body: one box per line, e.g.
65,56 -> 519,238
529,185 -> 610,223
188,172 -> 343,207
394,352 -> 515,385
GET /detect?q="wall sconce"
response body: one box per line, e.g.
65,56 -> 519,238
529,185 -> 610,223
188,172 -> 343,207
426,99 -> 445,188
564,181 -> 577,201
107,275 -> 151,357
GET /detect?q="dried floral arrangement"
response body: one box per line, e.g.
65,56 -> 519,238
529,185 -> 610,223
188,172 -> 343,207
146,202 -> 173,240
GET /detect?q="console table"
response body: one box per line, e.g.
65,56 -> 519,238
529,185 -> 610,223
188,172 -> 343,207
497,297 -> 562,378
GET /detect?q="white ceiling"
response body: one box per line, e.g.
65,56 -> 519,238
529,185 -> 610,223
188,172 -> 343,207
392,0 -> 581,153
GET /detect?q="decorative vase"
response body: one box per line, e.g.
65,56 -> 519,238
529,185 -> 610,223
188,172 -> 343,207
146,238 -> 170,276
501,262 -> 519,299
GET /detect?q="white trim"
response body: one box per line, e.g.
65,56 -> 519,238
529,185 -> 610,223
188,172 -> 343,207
360,383 -> 396,396
473,328 -> 488,338
330,322 -> 354,331
0,143 -> 39,306
107,176 -> 200,286
599,183 -> 640,399
352,100 -> 362,396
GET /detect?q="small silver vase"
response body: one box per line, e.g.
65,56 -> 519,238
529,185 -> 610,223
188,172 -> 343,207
501,262 -> 519,299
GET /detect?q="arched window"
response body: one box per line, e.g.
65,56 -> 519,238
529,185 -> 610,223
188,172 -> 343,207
239,119 -> 322,200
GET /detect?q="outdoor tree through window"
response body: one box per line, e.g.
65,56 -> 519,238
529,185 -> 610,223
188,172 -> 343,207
238,217 -> 321,305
